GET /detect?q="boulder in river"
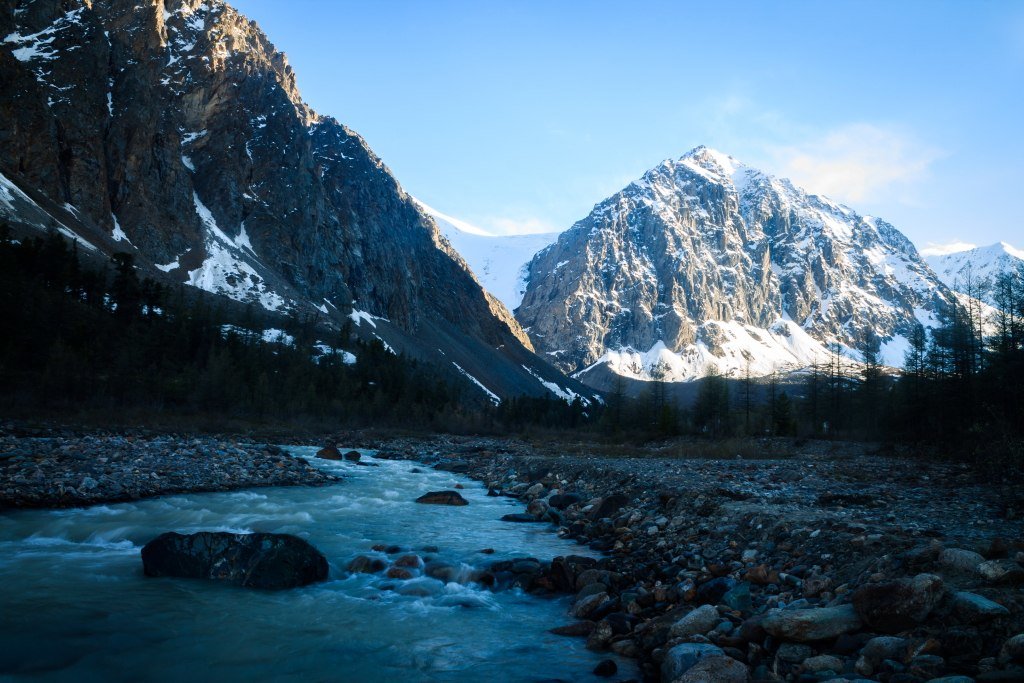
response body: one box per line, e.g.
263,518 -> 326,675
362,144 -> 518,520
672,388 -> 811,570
343,450 -> 362,462
526,498 -> 549,518
415,490 -> 469,506
141,531 -> 328,589
386,566 -> 414,580
501,513 -> 544,523
348,555 -> 387,573
316,446 -> 342,460
593,659 -> 617,677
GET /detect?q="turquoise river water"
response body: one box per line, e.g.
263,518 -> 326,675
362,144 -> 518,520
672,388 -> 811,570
0,447 -> 635,682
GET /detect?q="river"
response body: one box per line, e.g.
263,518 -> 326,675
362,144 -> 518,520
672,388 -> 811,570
0,447 -> 634,681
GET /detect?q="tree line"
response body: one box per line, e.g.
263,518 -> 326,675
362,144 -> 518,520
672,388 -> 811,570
2,225 -> 1021,469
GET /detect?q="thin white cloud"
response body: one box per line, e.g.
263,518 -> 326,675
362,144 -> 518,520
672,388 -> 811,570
767,124 -> 944,204
919,241 -> 978,257
685,95 -> 943,206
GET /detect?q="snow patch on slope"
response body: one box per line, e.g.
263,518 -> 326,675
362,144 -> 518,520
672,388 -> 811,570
110,214 -> 131,245
187,192 -> 287,311
348,309 -> 388,328
0,172 -> 98,251
451,362 -> 501,405
520,364 -> 590,405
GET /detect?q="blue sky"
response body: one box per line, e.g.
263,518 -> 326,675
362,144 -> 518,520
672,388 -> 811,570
231,0 -> 1023,251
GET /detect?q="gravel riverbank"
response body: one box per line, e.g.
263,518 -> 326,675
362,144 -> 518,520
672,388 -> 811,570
0,433 -> 338,510
367,435 -> 1024,683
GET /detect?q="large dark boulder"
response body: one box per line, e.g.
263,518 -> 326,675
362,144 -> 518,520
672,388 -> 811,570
852,573 -> 945,633
141,532 -> 328,589
588,493 -> 628,521
415,490 -> 469,506
549,492 -> 583,509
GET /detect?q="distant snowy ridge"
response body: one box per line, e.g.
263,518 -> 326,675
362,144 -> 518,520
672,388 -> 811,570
926,242 -> 1024,306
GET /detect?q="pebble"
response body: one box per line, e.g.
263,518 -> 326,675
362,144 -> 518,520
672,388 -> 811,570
939,547 -> 986,573
951,591 -> 1011,624
761,604 -> 862,642
978,559 -> 1024,585
851,573 -> 945,633
670,604 -> 720,638
673,654 -> 749,683
803,654 -> 844,672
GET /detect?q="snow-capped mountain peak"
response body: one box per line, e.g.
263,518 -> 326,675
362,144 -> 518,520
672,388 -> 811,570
516,145 -> 958,384
678,145 -> 746,179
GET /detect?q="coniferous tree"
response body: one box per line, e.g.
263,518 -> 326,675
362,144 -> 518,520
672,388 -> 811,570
771,391 -> 795,436
693,368 -> 730,437
857,331 -> 885,437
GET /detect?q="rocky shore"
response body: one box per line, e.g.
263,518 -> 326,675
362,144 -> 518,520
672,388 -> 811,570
368,435 -> 1024,683
0,433 -> 338,510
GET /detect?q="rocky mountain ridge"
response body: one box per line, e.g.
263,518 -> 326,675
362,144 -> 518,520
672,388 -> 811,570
0,0 -> 593,404
516,147 -> 958,383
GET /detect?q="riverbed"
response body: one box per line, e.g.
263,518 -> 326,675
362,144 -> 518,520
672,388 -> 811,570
0,447 -> 632,681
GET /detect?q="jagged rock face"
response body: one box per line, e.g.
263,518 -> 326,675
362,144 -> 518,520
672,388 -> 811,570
517,147 -> 956,379
0,0 -> 545,381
